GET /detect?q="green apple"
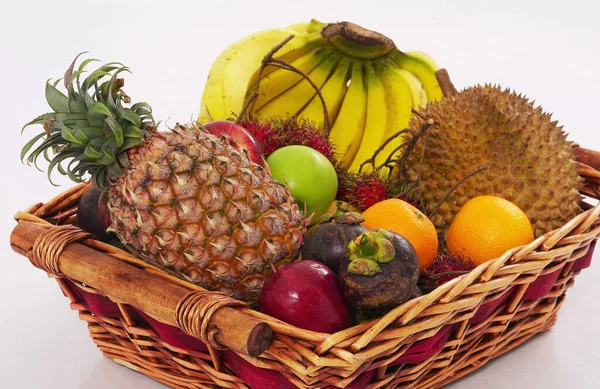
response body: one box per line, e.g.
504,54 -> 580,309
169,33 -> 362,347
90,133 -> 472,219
266,145 -> 338,224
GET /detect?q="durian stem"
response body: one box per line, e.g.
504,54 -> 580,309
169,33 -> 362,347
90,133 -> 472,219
418,133 -> 429,208
395,117 -> 436,181
428,165 -> 490,217
359,128 -> 413,173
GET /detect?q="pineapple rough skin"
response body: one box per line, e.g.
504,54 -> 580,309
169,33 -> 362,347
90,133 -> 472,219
404,85 -> 582,241
108,125 -> 306,305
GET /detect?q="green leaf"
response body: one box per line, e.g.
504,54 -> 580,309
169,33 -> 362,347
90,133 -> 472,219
90,101 -> 113,118
82,69 -> 111,91
43,147 -> 53,163
21,113 -> 54,134
27,134 -> 62,170
68,93 -> 87,113
47,151 -> 79,186
63,52 -> 87,89
123,125 -> 143,138
45,81 -> 70,112
79,126 -> 104,139
59,116 -> 88,128
72,158 -> 93,173
66,155 -> 90,182
106,66 -> 130,106
122,137 -> 144,150
76,58 -> 99,75
89,137 -> 105,149
84,143 -> 102,159
106,161 -> 124,177
105,116 -> 124,147
98,148 -> 115,165
119,108 -> 141,128
54,112 -> 87,122
131,102 -> 152,112
57,160 -> 67,175
74,129 -> 89,144
118,151 -> 131,169
61,124 -> 83,145
20,132 -> 47,162
92,168 -> 107,189
86,112 -> 105,127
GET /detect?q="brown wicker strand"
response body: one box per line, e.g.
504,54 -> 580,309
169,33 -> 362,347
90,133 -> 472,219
176,291 -> 248,351
27,224 -> 91,277
9,143 -> 600,388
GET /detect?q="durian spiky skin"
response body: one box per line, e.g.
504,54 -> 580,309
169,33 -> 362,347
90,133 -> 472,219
404,85 -> 583,241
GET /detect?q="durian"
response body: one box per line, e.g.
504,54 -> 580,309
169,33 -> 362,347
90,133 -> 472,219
403,85 -> 582,240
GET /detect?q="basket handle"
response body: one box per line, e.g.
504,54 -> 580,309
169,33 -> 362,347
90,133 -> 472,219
575,146 -> 600,200
9,221 -> 272,357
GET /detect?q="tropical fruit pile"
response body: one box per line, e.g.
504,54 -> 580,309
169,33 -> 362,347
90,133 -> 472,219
21,19 -> 583,329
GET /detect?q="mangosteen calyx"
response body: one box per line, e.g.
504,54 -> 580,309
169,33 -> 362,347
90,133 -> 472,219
335,211 -> 365,225
318,203 -> 364,224
347,230 -> 396,276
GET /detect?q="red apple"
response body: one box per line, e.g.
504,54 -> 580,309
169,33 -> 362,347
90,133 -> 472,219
258,260 -> 351,333
202,120 -> 264,166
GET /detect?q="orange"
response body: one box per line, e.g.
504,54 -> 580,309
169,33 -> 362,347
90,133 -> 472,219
446,195 -> 534,265
361,199 -> 438,274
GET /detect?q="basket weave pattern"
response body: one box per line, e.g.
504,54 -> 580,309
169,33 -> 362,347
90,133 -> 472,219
9,148 -> 600,388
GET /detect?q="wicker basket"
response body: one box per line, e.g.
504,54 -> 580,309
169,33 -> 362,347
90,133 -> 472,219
9,146 -> 600,389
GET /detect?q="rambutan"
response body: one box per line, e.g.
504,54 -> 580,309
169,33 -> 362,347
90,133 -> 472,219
419,251 -> 476,292
237,116 -> 281,156
337,170 -> 417,211
277,117 -> 337,164
238,116 -> 339,167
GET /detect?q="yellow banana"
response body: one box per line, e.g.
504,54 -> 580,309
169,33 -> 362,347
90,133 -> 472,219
249,46 -> 335,112
328,61 -> 367,169
388,50 -> 443,103
286,19 -> 327,34
374,58 -> 423,168
199,23 -> 328,123
257,51 -> 344,119
347,61 -> 388,173
200,20 -> 447,175
297,57 -> 353,130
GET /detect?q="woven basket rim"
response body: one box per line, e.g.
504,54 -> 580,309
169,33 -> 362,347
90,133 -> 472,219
8,146 -> 600,388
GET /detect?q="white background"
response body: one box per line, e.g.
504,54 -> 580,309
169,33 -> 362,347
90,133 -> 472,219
2,1 -> 600,388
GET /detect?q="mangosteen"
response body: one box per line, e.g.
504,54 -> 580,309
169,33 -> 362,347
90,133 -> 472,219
339,229 -> 420,312
301,211 -> 366,273
78,186 -> 113,242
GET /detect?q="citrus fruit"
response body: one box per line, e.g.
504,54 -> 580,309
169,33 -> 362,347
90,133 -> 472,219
361,199 -> 438,274
446,195 -> 534,265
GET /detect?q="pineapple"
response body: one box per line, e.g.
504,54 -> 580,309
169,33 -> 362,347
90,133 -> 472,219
22,56 -> 306,304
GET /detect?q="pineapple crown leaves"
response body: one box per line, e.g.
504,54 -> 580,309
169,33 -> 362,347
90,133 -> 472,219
21,53 -> 156,190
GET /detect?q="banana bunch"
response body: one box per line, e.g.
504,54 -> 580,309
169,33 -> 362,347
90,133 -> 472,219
199,20 -> 448,173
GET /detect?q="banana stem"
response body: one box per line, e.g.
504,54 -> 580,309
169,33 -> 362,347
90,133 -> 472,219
237,35 -> 296,124
267,58 -> 330,133
435,69 -> 457,97
237,34 -> 331,133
